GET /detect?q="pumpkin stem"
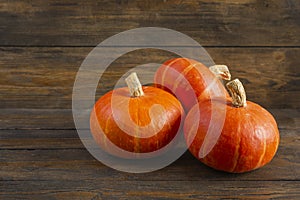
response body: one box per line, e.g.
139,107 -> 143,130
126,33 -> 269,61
226,79 -> 247,107
125,72 -> 144,97
209,65 -> 231,80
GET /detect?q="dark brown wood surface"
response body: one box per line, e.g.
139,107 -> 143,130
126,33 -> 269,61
0,0 -> 299,199
1,47 -> 299,110
1,0 -> 300,46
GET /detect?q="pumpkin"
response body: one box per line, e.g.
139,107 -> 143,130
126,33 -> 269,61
154,58 -> 231,111
90,72 -> 185,158
184,79 -> 280,173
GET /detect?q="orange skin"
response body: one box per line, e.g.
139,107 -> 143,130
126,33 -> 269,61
184,98 -> 280,173
154,58 -> 228,111
90,86 -> 184,157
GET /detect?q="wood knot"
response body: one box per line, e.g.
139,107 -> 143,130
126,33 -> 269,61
273,52 -> 286,63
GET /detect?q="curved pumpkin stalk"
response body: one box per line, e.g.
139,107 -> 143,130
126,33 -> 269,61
209,65 -> 231,81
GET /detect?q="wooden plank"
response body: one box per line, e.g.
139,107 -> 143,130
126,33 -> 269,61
0,0 -> 299,46
0,129 -> 84,149
1,151 -> 298,182
0,180 -> 299,200
0,47 -> 299,109
0,109 -> 74,129
0,128 -> 298,181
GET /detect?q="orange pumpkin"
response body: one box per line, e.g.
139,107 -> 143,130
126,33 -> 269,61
184,79 -> 280,173
154,58 -> 231,111
90,73 -> 184,158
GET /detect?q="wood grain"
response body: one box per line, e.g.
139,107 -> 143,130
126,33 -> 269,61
0,128 -> 298,182
1,47 -> 299,109
1,0 -> 299,199
0,109 -> 74,129
0,0 -> 299,46
0,180 -> 299,200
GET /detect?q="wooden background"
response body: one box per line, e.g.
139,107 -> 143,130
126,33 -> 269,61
0,0 -> 299,199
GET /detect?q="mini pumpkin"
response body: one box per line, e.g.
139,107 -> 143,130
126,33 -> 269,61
184,79 -> 280,173
90,73 -> 185,158
154,58 -> 231,111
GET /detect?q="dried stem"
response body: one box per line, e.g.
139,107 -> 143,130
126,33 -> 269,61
125,72 -> 144,97
209,65 -> 231,80
226,79 -> 247,107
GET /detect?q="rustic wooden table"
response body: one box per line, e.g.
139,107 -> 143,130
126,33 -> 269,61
0,0 -> 299,199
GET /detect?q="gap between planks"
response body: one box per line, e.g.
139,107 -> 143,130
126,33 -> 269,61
1,45 -> 300,48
